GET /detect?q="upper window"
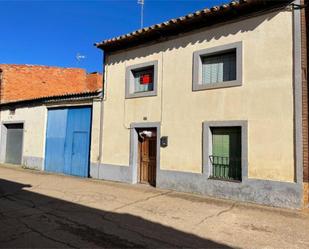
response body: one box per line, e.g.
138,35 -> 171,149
125,61 -> 158,99
133,67 -> 154,93
193,42 -> 242,91
201,51 -> 236,84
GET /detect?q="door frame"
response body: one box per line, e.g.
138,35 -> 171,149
130,122 -> 161,185
137,128 -> 157,185
0,121 -> 25,165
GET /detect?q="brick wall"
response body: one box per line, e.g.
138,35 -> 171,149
0,68 -> 4,103
86,72 -> 103,92
0,64 -> 102,103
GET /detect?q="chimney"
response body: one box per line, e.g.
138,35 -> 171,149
86,72 -> 103,91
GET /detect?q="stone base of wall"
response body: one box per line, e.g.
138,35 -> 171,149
90,163 -> 132,183
22,156 -> 43,171
157,170 -> 303,209
89,163 -> 303,209
303,182 -> 309,207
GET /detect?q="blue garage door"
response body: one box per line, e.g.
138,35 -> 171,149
45,107 -> 92,177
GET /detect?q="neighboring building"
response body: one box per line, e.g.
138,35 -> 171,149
0,64 -> 102,102
95,0 -> 309,208
0,65 -> 102,177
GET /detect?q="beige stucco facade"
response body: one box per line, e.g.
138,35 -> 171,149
101,10 -> 295,183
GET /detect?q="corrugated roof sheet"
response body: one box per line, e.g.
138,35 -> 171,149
0,89 -> 102,107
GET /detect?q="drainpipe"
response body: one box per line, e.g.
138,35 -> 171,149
0,69 -> 3,162
0,68 -> 3,122
0,69 -> 2,103
97,51 -> 106,178
0,69 -> 2,101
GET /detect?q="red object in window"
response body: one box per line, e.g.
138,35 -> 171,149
140,74 -> 152,84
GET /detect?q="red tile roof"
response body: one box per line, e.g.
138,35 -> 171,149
96,0 -> 293,52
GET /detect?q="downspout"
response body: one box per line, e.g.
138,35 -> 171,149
292,0 -> 304,185
0,68 -> 2,104
290,0 -> 306,208
0,69 -> 3,125
0,69 -> 3,163
97,51 -> 106,178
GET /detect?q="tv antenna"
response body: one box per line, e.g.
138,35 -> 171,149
76,53 -> 86,62
138,0 -> 144,29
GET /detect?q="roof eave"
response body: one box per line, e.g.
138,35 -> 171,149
0,90 -> 102,108
95,0 -> 293,53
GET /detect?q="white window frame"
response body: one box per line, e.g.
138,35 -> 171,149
193,42 -> 243,91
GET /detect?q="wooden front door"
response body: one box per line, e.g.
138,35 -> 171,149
139,131 -> 157,186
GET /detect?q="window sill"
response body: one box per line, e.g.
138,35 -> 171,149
125,91 -> 157,99
208,177 -> 242,183
193,80 -> 242,91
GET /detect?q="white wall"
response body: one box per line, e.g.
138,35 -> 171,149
0,100 -> 99,171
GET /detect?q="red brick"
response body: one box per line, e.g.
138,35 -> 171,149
86,72 -> 103,92
0,64 -> 102,103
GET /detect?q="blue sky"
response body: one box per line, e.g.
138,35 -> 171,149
0,0 -> 226,72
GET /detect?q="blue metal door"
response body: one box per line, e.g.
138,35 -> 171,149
63,107 -> 92,177
70,132 -> 89,177
45,107 -> 91,177
45,109 -> 68,173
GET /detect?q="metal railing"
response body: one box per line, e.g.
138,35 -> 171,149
209,155 -> 241,181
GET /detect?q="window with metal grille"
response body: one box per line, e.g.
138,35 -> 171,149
201,50 -> 236,85
133,67 -> 154,93
209,127 -> 241,181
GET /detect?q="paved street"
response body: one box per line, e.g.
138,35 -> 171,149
0,165 -> 309,248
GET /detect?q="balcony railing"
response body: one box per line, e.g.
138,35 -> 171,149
209,155 -> 241,181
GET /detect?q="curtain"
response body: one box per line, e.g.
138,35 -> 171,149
202,51 -> 236,84
133,70 -> 154,93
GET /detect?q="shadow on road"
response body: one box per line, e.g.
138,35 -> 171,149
0,178 -> 231,248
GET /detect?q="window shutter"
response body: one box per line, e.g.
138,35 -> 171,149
202,51 -> 236,85
211,127 -> 241,180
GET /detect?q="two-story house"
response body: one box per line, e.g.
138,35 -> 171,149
94,0 -> 309,209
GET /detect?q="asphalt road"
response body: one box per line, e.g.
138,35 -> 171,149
0,164 -> 309,248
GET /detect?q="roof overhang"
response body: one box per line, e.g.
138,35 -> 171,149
95,0 -> 293,53
0,90 -> 102,109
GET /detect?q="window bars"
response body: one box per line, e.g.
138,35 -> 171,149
209,155 -> 241,181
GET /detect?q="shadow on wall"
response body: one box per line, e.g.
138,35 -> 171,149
0,179 -> 232,248
107,11 -> 281,65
